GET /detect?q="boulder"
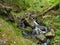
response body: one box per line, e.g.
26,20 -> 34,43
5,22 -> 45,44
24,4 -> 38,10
45,29 -> 55,37
25,17 -> 35,27
36,34 -> 46,42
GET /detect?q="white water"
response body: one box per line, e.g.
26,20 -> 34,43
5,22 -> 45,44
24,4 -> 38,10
33,19 -> 39,26
22,19 -> 50,45
33,19 -> 50,45
33,19 -> 42,34
33,19 -> 47,34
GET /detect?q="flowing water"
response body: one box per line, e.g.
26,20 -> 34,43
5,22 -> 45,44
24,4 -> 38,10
21,18 -> 50,45
33,19 -> 50,45
33,19 -> 48,34
43,39 -> 50,45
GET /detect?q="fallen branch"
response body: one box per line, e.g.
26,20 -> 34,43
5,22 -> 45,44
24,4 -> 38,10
37,3 -> 59,17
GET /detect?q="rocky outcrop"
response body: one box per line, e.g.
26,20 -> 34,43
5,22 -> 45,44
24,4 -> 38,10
25,17 -> 35,27
17,12 -> 55,45
36,34 -> 46,42
19,18 -> 55,45
45,29 -> 55,37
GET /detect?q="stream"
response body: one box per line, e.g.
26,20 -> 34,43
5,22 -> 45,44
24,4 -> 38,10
21,18 -> 50,45
33,19 -> 48,34
33,19 -> 50,45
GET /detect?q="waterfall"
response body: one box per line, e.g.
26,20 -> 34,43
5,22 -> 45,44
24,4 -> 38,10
21,18 -> 50,45
33,19 -> 39,26
33,19 -> 41,34
33,19 -> 48,34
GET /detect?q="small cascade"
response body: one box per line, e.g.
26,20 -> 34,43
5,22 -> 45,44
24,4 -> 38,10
19,18 -> 54,45
33,19 -> 48,34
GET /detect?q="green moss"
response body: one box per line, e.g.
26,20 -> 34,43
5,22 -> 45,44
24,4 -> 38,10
0,18 -> 34,45
55,29 -> 60,36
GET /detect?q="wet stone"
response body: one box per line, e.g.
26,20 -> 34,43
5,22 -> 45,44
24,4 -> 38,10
25,17 -> 35,27
36,34 -> 46,42
19,16 -> 55,45
45,29 -> 55,37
